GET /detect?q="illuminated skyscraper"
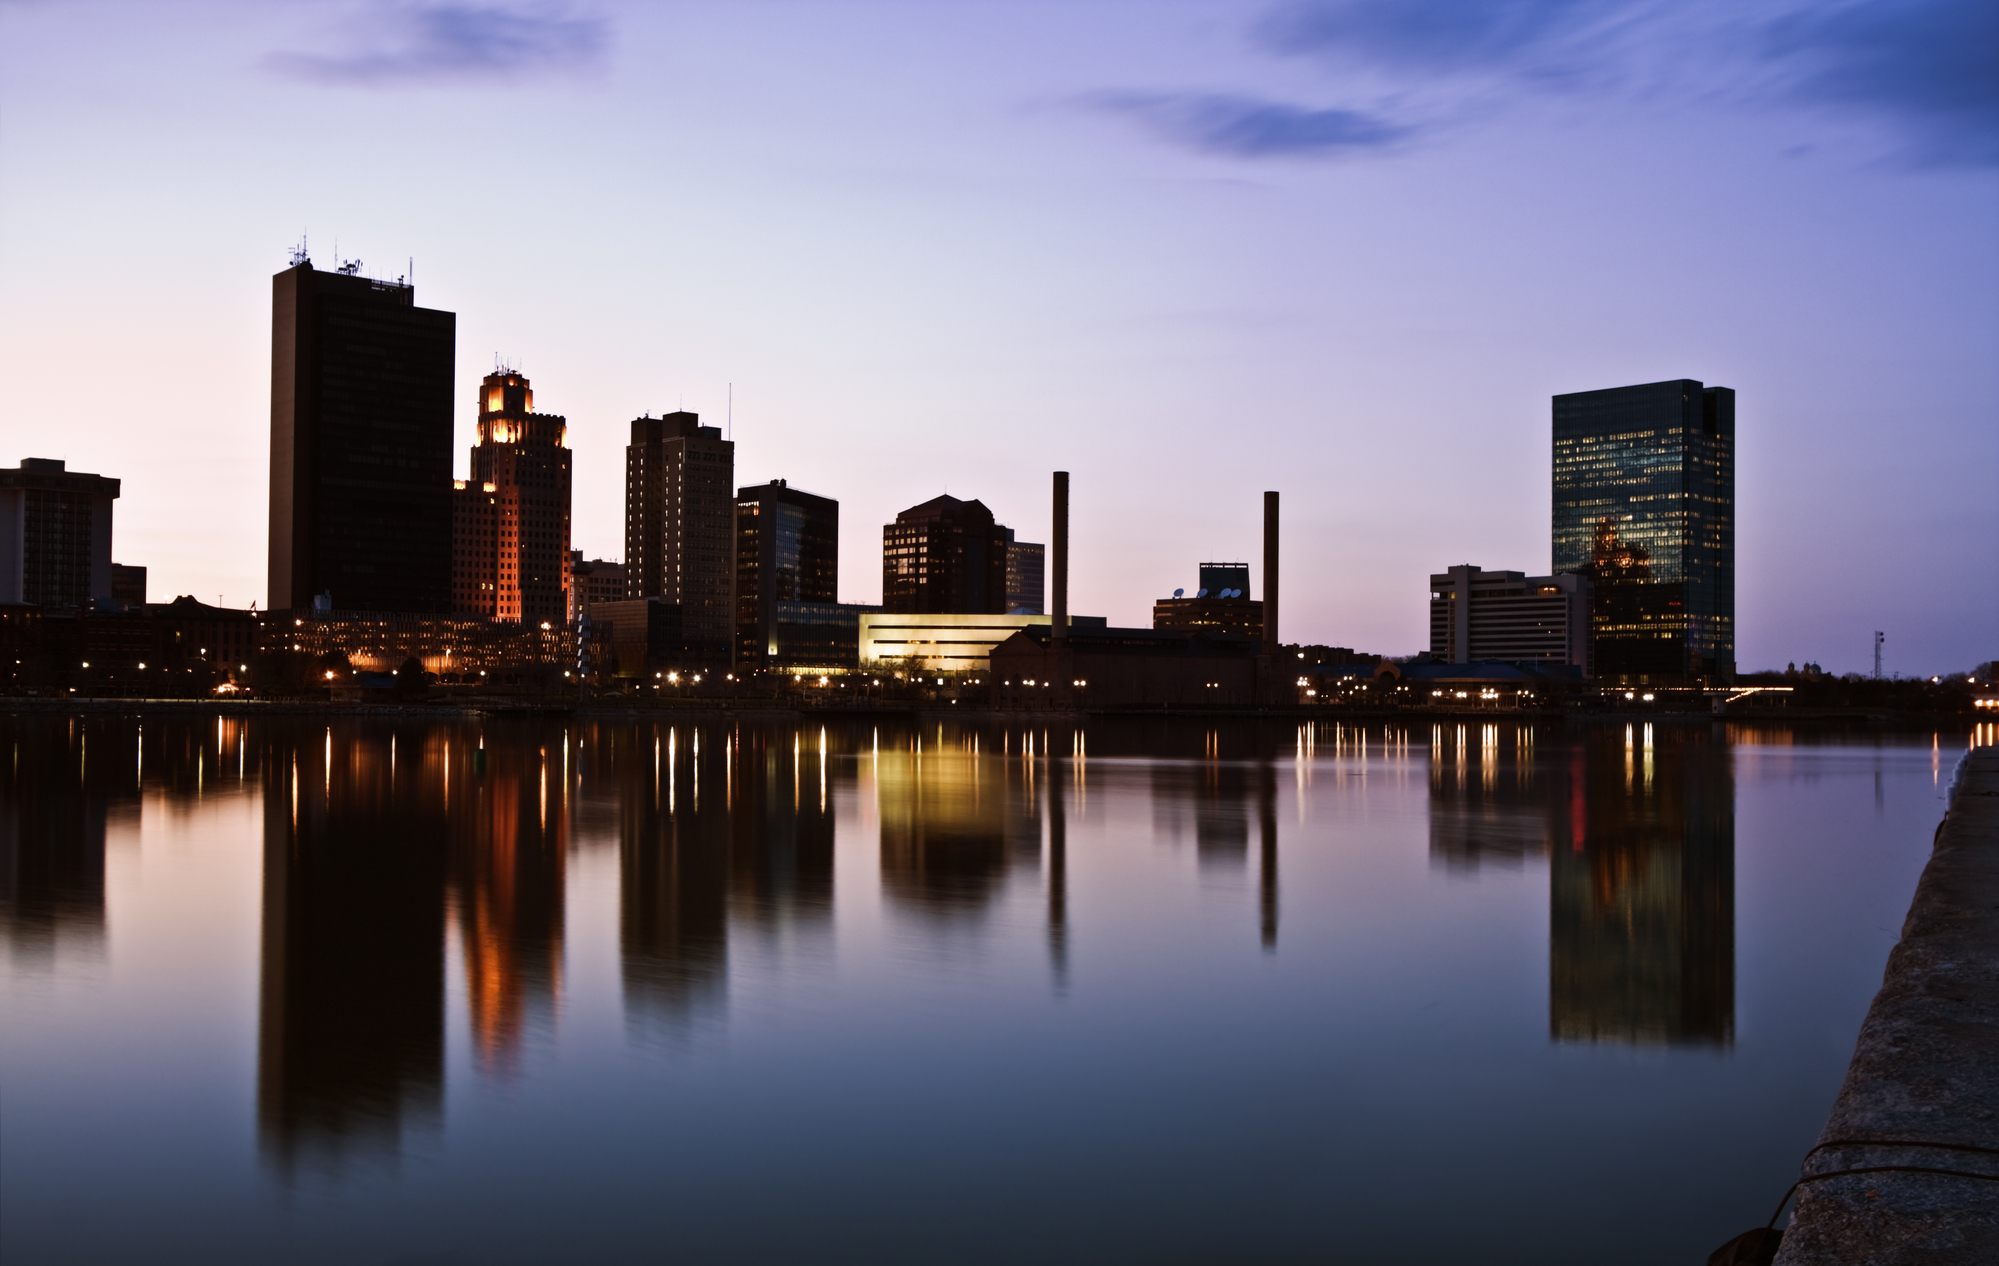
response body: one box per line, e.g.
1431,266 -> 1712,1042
452,370 -> 572,624
624,412 -> 734,660
1552,380 -> 1734,685
269,258 -> 455,613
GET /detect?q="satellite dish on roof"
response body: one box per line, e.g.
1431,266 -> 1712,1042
1195,588 -> 1208,598
1173,588 -> 1184,598
1223,588 -> 1237,599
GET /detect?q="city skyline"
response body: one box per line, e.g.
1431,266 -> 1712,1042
1,1 -> 1993,674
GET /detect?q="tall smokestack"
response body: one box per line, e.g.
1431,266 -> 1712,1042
1052,471 -> 1069,644
1262,490 -> 1279,656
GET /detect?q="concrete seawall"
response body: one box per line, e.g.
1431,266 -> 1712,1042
1774,746 -> 1999,1263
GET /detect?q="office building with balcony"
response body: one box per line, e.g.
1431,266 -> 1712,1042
269,258 -> 456,614
1429,565 -> 1590,672
1553,379 -> 1733,685
0,458 -> 120,609
452,370 -> 571,625
625,412 -> 733,661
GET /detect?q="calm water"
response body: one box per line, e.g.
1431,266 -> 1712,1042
0,714 -> 1982,1265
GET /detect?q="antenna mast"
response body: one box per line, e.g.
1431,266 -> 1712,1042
1874,630 -> 1885,680
728,383 -> 733,441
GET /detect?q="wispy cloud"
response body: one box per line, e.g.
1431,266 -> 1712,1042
1099,0 -> 1999,166
1090,93 -> 1407,159
267,3 -> 607,86
1764,0 -> 1999,166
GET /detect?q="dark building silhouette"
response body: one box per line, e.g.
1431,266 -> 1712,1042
0,458 -> 120,609
110,563 -> 146,608
1003,530 -> 1045,615
257,722 -> 449,1169
734,480 -> 838,670
1553,380 -> 1734,685
882,495 -> 1014,615
624,412 -> 733,660
570,554 -> 627,623
1154,563 -> 1264,641
453,370 -> 572,625
269,260 -> 456,614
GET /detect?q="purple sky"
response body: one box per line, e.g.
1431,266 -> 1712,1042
2,0 -> 1993,674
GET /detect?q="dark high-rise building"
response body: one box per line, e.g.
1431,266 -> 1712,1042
624,412 -> 734,659
1553,380 -> 1734,685
269,259 -> 456,614
881,495 -> 1013,615
0,458 -> 119,609
452,370 -> 572,625
734,479 -> 838,670
1003,530 -> 1045,615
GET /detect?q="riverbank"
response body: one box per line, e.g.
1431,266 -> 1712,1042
1773,746 -> 1999,1264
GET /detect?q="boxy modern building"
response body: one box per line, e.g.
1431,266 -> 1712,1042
1429,565 -> 1590,673
0,458 -> 120,609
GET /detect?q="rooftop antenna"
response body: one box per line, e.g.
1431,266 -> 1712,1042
728,382 -> 733,441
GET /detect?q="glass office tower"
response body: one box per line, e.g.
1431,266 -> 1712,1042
1553,380 -> 1733,685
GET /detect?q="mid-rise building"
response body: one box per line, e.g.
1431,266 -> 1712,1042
1003,530 -> 1045,615
111,564 -> 146,609
882,495 -> 1014,614
624,411 -> 733,660
1553,379 -> 1733,685
734,480 -> 838,670
569,554 -> 627,623
0,458 -> 120,609
860,612 -> 1105,675
269,257 -> 456,614
452,370 -> 571,624
1429,565 -> 1590,671
1153,561 -> 1262,640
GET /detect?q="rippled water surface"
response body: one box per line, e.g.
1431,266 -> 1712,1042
1,715 -> 1981,1265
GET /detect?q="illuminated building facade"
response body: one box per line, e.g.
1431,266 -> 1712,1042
1553,380 -> 1733,685
269,260 -> 455,614
0,458 -> 120,609
452,371 -> 571,624
734,479 -> 839,670
881,495 -> 1014,615
1428,565 -> 1590,670
624,412 -> 734,661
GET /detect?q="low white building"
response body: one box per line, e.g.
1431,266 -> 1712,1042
859,612 -> 1105,674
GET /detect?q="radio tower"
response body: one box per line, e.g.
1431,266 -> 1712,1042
1874,630 -> 1885,680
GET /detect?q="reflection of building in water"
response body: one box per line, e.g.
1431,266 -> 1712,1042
0,718 -> 141,953
620,727 -> 730,1021
451,733 -> 565,1071
617,724 -> 837,1025
257,723 -> 449,1169
1429,721 -> 1733,1044
1427,722 -> 1552,870
877,727 -> 1040,916
1549,725 -> 1733,1046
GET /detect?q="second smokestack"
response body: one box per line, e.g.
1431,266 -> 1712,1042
1262,490 -> 1279,655
1052,471 -> 1069,644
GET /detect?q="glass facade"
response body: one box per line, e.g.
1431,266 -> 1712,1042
735,481 -> 839,670
1553,380 -> 1733,685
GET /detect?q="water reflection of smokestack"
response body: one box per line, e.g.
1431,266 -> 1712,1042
0,717 -> 134,957
452,731 -> 565,1073
621,724 -> 729,1029
1047,734 -> 1068,988
1258,759 -> 1278,951
257,722 -> 447,1172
